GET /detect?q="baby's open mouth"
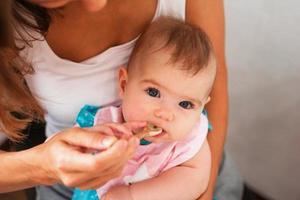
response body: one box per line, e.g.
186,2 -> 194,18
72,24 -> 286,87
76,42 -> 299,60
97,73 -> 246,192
133,123 -> 163,139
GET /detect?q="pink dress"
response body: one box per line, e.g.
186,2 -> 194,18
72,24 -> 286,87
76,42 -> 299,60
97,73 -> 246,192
92,106 -> 208,197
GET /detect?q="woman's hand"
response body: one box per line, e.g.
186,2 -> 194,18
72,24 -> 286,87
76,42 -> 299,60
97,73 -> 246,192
29,122 -> 145,190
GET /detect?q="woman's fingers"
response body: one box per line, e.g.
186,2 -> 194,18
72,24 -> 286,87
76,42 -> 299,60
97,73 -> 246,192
61,158 -> 126,187
123,121 -> 147,131
47,139 -> 127,187
59,151 -> 131,188
62,127 -> 117,150
42,124 -> 140,188
76,141 -> 138,189
53,125 -> 139,171
85,121 -> 146,140
51,137 -> 138,188
55,139 -> 128,172
104,121 -> 147,139
85,136 -> 138,174
104,123 -> 132,138
87,122 -> 146,139
86,125 -> 115,136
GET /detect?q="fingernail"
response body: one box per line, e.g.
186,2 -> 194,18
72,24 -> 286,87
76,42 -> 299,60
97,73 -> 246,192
101,136 -> 116,147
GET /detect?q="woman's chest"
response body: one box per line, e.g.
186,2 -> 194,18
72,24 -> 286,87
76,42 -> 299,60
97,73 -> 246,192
45,0 -> 157,62
23,44 -> 133,125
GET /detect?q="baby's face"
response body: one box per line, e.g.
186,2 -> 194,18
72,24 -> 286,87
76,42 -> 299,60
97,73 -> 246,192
119,49 -> 215,142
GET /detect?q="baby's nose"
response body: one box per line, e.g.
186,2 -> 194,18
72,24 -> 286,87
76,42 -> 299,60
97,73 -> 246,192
154,108 -> 174,122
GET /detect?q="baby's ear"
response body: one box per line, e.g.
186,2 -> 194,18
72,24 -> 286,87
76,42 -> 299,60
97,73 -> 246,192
118,66 -> 128,98
204,96 -> 211,104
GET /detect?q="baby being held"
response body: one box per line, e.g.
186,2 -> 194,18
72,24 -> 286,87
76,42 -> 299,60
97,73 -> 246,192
73,16 -> 216,200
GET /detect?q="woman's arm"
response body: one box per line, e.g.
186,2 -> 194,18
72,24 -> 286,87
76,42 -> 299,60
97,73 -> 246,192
0,148 -> 54,192
103,139 -> 211,200
0,125 -> 140,193
186,0 -> 228,199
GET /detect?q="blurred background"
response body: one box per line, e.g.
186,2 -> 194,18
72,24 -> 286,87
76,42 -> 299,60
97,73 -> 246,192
225,0 -> 300,199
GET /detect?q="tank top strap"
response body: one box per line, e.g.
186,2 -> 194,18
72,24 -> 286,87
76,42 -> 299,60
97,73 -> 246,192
158,0 -> 186,20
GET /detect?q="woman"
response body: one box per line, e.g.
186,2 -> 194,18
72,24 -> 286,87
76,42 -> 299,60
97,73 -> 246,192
1,0 -> 242,199
0,0 -> 139,194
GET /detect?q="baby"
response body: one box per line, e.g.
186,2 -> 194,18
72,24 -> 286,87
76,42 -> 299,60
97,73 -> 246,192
73,16 -> 216,200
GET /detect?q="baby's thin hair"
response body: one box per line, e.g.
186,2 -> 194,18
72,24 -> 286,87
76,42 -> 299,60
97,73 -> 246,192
128,16 -> 214,75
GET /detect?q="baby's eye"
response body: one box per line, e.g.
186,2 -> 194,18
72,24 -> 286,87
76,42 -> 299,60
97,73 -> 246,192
179,101 -> 194,109
145,87 -> 160,98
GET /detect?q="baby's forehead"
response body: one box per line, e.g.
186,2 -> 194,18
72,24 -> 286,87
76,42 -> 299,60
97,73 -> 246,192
129,47 -> 216,81
130,52 -> 215,94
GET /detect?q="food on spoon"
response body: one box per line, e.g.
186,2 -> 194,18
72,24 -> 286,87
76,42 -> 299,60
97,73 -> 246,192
134,123 -> 163,139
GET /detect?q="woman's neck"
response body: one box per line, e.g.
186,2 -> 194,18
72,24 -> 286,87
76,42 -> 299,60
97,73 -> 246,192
45,0 -> 157,62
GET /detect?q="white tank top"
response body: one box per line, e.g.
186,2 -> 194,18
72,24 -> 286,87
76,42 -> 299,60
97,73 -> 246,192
22,0 -> 186,137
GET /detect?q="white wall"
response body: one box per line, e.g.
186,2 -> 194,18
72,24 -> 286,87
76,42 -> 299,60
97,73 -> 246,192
225,1 -> 300,199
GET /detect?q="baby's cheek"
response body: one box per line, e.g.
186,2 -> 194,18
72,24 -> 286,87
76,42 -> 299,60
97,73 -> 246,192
122,102 -> 146,122
176,118 -> 197,138
123,107 -> 138,122
169,121 -> 187,140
